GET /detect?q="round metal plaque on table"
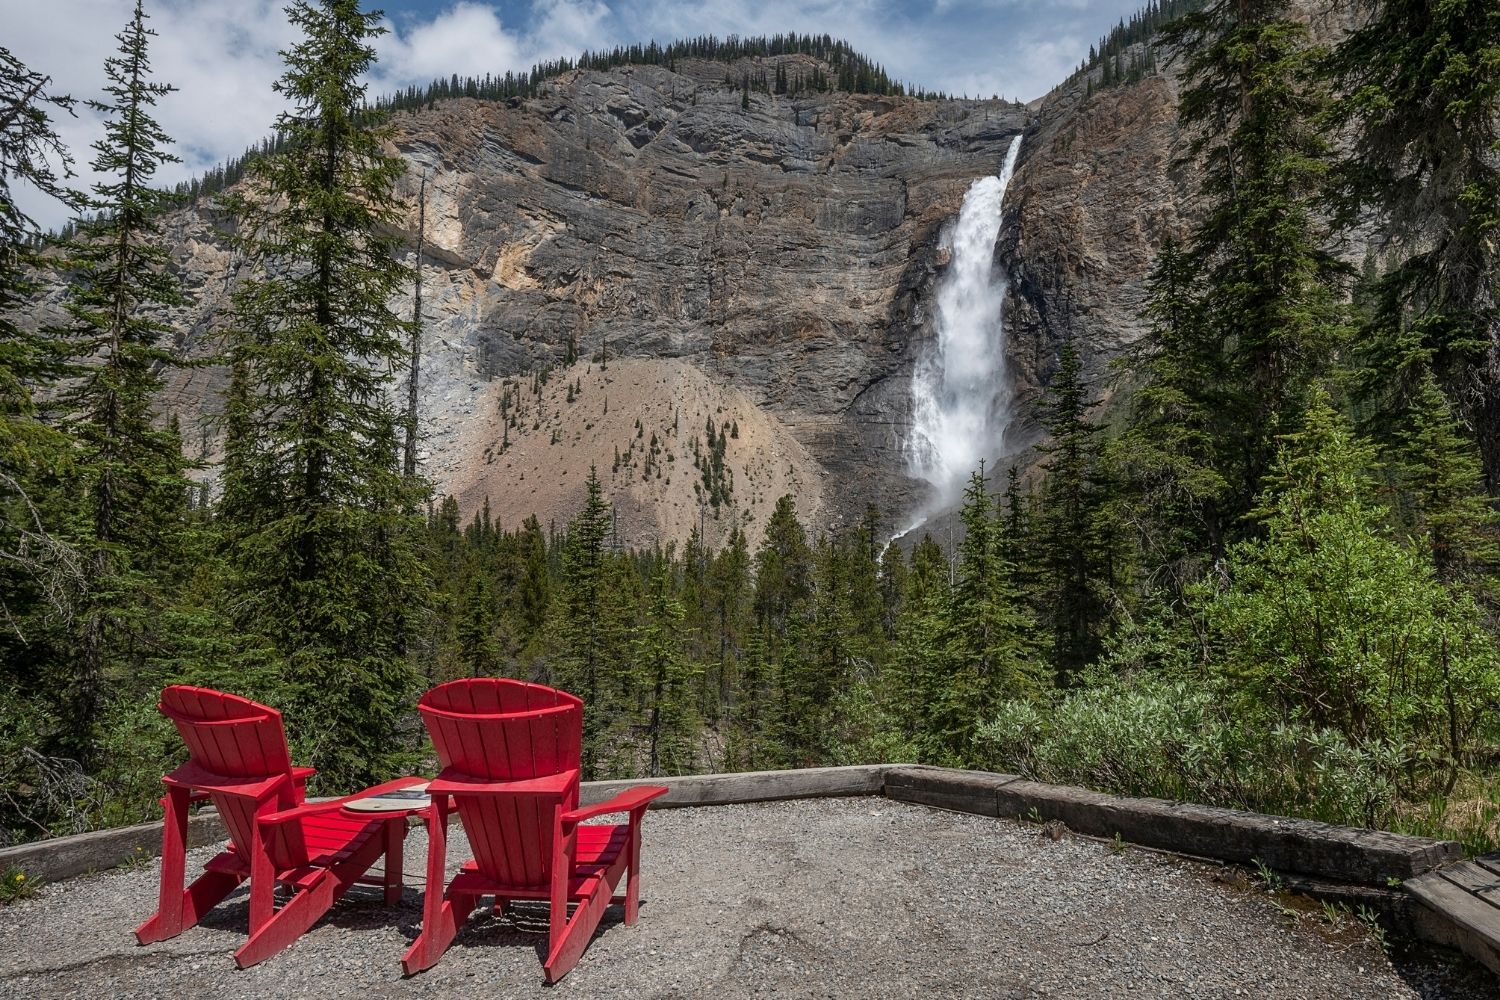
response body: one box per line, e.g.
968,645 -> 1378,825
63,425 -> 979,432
343,782 -> 431,812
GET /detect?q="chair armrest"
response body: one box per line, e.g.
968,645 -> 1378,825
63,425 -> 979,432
162,761 -> 288,801
259,776 -> 428,826
427,768 -> 579,799
561,785 -> 667,827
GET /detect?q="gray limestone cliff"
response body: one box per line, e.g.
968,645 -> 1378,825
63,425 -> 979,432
40,50 -> 1195,548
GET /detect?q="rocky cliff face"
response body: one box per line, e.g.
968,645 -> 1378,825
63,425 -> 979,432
64,49 -> 1196,548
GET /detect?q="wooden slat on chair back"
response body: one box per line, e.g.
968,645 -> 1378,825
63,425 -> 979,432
419,679 -> 583,888
158,685 -> 303,866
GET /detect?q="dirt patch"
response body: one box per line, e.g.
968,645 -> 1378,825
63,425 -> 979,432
439,356 -> 827,550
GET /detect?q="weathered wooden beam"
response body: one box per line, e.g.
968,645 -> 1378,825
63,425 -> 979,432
884,765 -> 1462,886
582,764 -> 894,808
3,763 -> 1464,900
882,765 -> 1017,816
0,811 -> 225,885
1407,868 -> 1500,976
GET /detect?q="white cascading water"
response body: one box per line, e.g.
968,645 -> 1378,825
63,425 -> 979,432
904,135 -> 1023,527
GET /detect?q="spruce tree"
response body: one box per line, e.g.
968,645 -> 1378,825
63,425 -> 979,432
53,0 -> 188,759
1036,339 -> 1115,680
936,466 -> 1038,760
1164,0 -> 1345,517
730,627 -> 774,769
515,513 -> 550,639
877,535 -> 907,639
552,466 -> 629,777
0,50 -> 78,576
752,494 -> 814,645
706,524 -> 750,707
1392,369 -> 1500,587
216,0 -> 423,790
1326,0 -> 1500,490
0,48 -> 82,805
631,563 -> 699,776
1111,236 -> 1227,593
455,572 -> 498,677
1204,391 -> 1500,790
886,536 -> 947,749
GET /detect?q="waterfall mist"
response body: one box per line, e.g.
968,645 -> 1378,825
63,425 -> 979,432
903,135 -> 1023,534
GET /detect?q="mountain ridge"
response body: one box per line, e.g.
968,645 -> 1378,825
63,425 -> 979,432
29,29 -> 1205,548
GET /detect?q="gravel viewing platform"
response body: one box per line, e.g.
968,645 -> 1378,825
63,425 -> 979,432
0,797 -> 1495,999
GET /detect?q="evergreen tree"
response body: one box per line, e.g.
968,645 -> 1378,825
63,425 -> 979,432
1164,0 -> 1345,518
1036,339 -> 1115,680
1203,391 -> 1500,792
885,536 -> 947,748
936,467 -> 1039,760
845,504 -> 887,660
1326,0 -> 1500,491
1110,236 -> 1226,594
216,0 -> 423,791
0,50 -> 79,603
0,47 -> 83,825
515,514 -> 550,639
552,466 -> 629,777
53,0 -> 188,760
730,627 -> 775,769
1391,369 -> 1500,587
631,563 -> 700,776
752,494 -> 814,645
706,524 -> 751,708
877,534 -> 907,639
455,572 -> 498,677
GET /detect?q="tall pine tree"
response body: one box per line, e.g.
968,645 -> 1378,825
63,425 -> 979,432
934,466 -> 1038,761
217,0 -> 423,790
1164,0 -> 1345,520
1326,0 -> 1500,491
53,0 -> 189,760
1111,236 -> 1227,592
1036,339 -> 1115,680
0,47 -> 84,824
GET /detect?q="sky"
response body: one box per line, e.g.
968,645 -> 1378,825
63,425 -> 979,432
9,0 -> 1143,231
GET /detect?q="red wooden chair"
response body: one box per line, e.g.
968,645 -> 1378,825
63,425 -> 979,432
135,685 -> 422,968
402,678 -> 667,982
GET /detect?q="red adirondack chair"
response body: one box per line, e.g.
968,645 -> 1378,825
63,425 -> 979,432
135,685 -> 422,968
402,678 -> 667,982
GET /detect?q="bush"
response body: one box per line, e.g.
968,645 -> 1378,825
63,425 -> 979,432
975,674 -> 1403,829
0,865 -> 34,904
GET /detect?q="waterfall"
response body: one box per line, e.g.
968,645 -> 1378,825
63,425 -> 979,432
904,135 -> 1023,527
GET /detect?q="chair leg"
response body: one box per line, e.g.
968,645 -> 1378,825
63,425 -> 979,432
403,797 -> 477,976
383,817 -> 404,906
401,891 -> 478,975
235,837 -> 384,969
543,884 -> 612,984
135,869 -> 243,945
135,787 -> 190,943
235,871 -> 335,969
624,818 -> 644,925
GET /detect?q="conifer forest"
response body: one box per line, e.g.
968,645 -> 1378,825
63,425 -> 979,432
3,0 -> 1500,865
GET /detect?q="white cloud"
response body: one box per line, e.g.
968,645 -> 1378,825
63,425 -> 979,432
376,3 -> 523,82
530,0 -> 616,61
9,0 -> 300,230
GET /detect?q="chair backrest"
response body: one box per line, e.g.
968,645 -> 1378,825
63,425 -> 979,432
158,685 -> 302,864
419,679 -> 583,888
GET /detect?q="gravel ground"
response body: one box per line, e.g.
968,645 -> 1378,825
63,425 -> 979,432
0,797 -> 1494,999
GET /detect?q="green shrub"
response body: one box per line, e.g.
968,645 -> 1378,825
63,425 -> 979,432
975,675 -> 1402,828
0,866 -> 34,904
